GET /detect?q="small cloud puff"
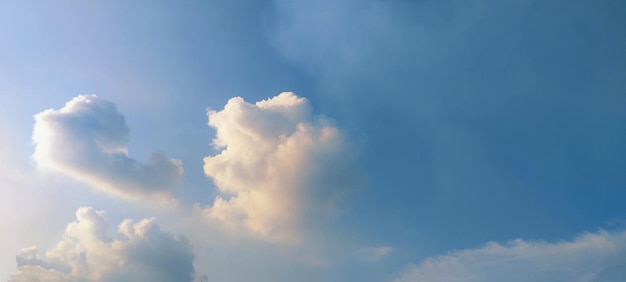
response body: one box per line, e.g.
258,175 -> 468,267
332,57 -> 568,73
11,207 -> 196,282
32,95 -> 183,200
200,92 -> 358,243
394,230 -> 626,282
356,246 -> 393,262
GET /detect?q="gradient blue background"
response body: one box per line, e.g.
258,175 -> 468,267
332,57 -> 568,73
1,0 -> 625,280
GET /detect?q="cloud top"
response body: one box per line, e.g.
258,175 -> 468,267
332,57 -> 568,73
33,95 -> 183,200
201,92 -> 357,243
11,207 -> 196,282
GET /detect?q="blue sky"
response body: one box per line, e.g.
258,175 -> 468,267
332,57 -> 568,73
2,1 -> 626,281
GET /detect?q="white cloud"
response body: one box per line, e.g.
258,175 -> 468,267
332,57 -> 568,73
11,207 -> 196,282
32,95 -> 183,200
394,230 -> 626,282
199,92 -> 357,243
355,246 -> 392,262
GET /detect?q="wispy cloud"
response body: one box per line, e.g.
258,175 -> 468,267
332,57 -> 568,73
394,230 -> 626,282
32,95 -> 183,201
355,246 -> 393,262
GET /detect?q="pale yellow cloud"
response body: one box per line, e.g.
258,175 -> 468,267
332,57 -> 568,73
200,92 -> 357,243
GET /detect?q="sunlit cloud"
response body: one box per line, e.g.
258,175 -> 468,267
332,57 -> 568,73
198,92 -> 358,243
11,207 -> 197,282
32,95 -> 183,201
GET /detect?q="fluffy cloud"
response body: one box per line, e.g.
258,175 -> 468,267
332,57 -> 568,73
11,207 -> 196,282
199,92 -> 357,243
394,230 -> 626,282
32,95 -> 183,200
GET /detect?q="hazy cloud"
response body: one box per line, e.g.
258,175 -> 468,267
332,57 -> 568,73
355,246 -> 392,262
11,207 -> 196,282
32,95 -> 183,200
394,230 -> 626,282
199,92 -> 357,243
268,0 -> 398,79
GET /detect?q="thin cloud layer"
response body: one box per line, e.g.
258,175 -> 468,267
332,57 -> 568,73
355,246 -> 392,262
11,207 -> 196,282
394,230 -> 626,282
200,92 -> 356,243
32,95 -> 183,199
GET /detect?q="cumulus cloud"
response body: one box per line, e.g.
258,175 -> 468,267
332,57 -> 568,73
11,207 -> 196,282
394,230 -> 626,282
32,95 -> 183,199
199,92 -> 357,243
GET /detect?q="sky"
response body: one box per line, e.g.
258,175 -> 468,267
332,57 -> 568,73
1,0 -> 625,281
